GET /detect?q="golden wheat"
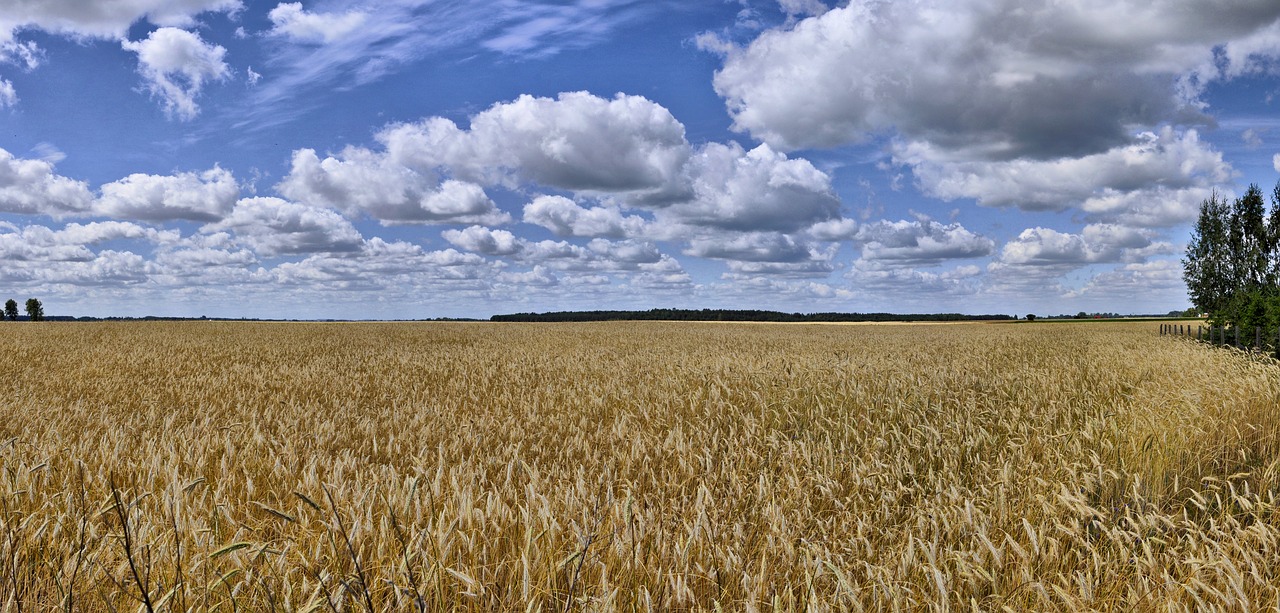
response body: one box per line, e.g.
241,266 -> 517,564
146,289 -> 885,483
0,320 -> 1276,610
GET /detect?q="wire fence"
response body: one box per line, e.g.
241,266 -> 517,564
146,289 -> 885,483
1160,322 -> 1280,357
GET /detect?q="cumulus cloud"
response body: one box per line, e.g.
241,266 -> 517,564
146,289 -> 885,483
807,217 -> 859,241
288,91 -> 843,244
121,27 -> 230,120
270,239 -> 494,288
845,263 -> 982,302
96,166 -> 239,222
439,222 -> 677,277
855,219 -> 994,266
441,225 -> 522,256
778,0 -> 828,17
205,197 -> 364,256
0,222 -> 175,291
665,142 -> 840,232
898,128 -> 1232,226
708,0 -> 1280,234
381,92 -> 690,198
278,148 -> 509,225
714,0 -> 1280,155
54,221 -> 178,246
686,232 -> 822,263
1065,260 -> 1187,303
0,0 -> 241,42
153,233 -> 257,275
998,224 -> 1160,267
0,148 -> 94,217
522,195 -> 648,238
268,3 -> 367,44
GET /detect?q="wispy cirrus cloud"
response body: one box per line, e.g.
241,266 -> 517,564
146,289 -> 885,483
239,0 -> 674,129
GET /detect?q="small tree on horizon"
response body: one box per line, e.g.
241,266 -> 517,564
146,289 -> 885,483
24,298 -> 43,322
3,300 -> 16,321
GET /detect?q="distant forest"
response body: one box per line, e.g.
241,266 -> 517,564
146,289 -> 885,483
490,309 -> 1016,323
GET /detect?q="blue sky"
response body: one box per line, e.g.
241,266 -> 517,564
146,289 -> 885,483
1,0 -> 1280,319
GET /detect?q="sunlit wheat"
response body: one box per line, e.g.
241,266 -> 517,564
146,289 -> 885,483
0,321 -> 1276,610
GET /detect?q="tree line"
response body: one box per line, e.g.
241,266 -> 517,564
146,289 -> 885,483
1182,183 -> 1280,330
1,298 -> 44,322
490,309 -> 1016,323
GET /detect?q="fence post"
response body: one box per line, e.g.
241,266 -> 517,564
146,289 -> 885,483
1236,326 -> 1242,349
1198,326 -> 1202,341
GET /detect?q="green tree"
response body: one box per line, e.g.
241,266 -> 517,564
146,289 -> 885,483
24,298 -> 42,322
1269,182 -> 1280,286
1231,184 -> 1271,291
1184,192 -> 1234,323
3,299 -> 15,321
1025,314 -> 1036,322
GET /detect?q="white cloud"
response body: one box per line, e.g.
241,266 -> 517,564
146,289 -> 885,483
482,1 -> 655,57
382,92 -> 690,198
438,226 -> 677,278
278,148 -> 509,226
0,148 -> 94,217
54,221 -> 178,246
1243,128 -> 1264,149
855,219 -> 994,266
997,224 -> 1160,267
807,217 -> 859,241
665,142 -> 840,232
121,27 -> 230,120
686,232 -> 823,263
241,3 -> 665,130
522,195 -> 648,238
0,0 -> 241,42
0,40 -> 41,70
0,222 -> 176,290
714,1 -> 1280,154
270,239 -> 494,288
205,197 -> 364,256
441,225 -> 523,256
268,3 -> 367,44
96,166 -> 239,222
778,0 -> 828,17
1274,153 -> 1280,173
1065,260 -> 1187,304
0,79 -> 15,108
898,128 -> 1232,227
288,91 -> 844,242
586,238 -> 662,266
844,263 -> 982,303
724,260 -> 834,277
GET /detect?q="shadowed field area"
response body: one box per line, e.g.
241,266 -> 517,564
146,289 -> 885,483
0,321 -> 1278,610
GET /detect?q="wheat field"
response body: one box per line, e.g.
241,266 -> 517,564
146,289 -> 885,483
0,320 -> 1277,611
